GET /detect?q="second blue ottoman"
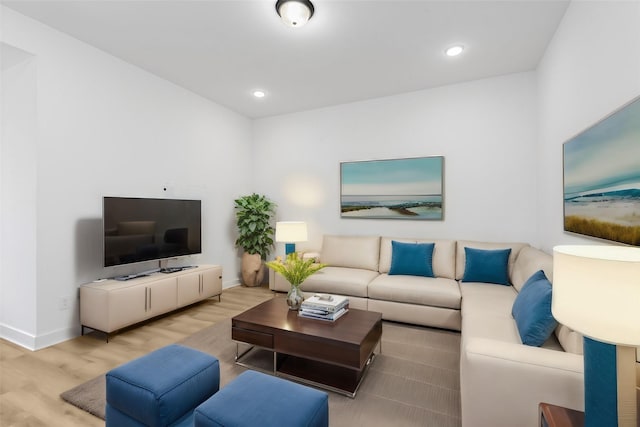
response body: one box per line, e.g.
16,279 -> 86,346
106,344 -> 220,427
194,370 -> 329,427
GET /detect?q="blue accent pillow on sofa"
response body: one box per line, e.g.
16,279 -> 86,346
389,241 -> 435,277
462,247 -> 511,285
511,270 -> 558,346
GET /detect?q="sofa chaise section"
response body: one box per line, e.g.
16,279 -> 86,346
459,243 -> 584,427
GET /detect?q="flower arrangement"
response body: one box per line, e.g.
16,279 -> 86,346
265,252 -> 327,287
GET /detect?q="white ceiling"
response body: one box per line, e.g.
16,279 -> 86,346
2,0 -> 570,118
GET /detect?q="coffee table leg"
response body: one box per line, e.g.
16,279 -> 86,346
235,342 -> 254,362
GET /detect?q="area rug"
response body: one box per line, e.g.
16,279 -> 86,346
61,318 -> 461,427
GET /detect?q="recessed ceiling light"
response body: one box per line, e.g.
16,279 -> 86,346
445,45 -> 465,57
253,90 -> 266,98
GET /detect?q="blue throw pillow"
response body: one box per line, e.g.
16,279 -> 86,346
512,270 -> 558,346
389,241 -> 435,277
462,247 -> 511,285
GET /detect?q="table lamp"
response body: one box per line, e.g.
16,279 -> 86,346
552,245 -> 640,427
275,221 -> 308,255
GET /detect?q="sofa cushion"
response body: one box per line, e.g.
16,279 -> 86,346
462,247 -> 512,285
555,324 -> 584,355
300,266 -> 377,297
511,246 -> 554,292
460,282 -> 519,316
379,237 -> 456,279
389,241 -> 434,277
455,240 -> 528,281
368,274 -> 461,309
462,312 -> 522,345
320,235 -> 380,271
461,281 -> 563,351
512,271 -> 558,347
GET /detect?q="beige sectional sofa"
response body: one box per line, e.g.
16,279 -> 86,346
269,235 -> 585,427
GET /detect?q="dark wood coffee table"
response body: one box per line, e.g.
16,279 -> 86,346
231,297 -> 382,397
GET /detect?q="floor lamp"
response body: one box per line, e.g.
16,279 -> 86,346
552,245 -> 640,427
275,221 -> 308,255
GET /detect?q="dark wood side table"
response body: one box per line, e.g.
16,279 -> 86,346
539,403 -> 585,427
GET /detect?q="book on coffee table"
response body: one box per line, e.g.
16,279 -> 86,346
302,294 -> 349,312
299,306 -> 348,321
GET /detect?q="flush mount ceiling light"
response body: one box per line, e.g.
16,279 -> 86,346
253,90 -> 266,98
445,45 -> 465,57
276,0 -> 314,27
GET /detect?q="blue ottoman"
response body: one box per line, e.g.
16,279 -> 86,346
194,370 -> 329,427
106,344 -> 220,427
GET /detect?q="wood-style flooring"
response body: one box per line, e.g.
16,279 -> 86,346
0,284 -> 274,427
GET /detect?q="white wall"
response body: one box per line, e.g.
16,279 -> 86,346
1,44 -> 38,346
537,0 -> 640,252
0,7 -> 253,349
253,72 -> 539,252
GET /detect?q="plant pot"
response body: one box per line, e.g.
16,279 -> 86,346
241,252 -> 265,287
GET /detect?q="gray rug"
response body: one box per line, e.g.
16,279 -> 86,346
61,318 -> 461,427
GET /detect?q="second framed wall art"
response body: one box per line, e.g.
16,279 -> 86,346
340,156 -> 444,220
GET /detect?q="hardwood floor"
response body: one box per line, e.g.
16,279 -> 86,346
0,285 -> 275,427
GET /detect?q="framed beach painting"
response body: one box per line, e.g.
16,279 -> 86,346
340,156 -> 444,220
563,95 -> 640,246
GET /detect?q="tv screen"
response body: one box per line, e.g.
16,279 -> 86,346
103,197 -> 202,267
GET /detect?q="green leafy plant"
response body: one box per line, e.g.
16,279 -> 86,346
234,193 -> 277,259
265,252 -> 327,287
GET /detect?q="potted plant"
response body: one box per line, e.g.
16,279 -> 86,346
234,193 -> 277,287
266,252 -> 327,310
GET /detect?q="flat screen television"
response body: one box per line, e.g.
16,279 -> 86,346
103,197 -> 202,267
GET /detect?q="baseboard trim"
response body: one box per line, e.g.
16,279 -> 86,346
0,323 -> 79,351
0,323 -> 36,350
34,326 -> 79,350
223,278 -> 241,289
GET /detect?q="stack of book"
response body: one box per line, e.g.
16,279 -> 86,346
299,294 -> 349,321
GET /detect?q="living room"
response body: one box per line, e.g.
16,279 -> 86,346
1,0 -> 639,425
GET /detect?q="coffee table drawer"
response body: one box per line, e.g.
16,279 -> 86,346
232,327 -> 274,349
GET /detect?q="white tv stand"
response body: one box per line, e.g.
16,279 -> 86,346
80,264 -> 222,340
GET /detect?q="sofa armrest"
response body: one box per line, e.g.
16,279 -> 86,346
461,337 -> 584,427
268,269 -> 292,292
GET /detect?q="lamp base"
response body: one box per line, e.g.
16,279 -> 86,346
583,337 -> 637,427
285,243 -> 296,255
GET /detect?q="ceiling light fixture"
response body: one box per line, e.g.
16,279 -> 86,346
445,45 -> 465,57
253,90 -> 266,98
276,0 -> 314,27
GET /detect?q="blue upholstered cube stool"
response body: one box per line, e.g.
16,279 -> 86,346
194,370 -> 329,427
106,344 -> 220,427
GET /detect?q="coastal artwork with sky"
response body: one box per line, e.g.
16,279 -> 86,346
341,156 -> 443,220
563,96 -> 640,246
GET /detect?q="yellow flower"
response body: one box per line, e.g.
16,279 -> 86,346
265,252 -> 327,287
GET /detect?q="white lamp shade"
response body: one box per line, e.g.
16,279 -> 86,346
277,1 -> 313,27
275,221 -> 308,243
552,245 -> 640,346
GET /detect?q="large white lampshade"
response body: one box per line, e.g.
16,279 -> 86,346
552,245 -> 640,427
552,245 -> 640,346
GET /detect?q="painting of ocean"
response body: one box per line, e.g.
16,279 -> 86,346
563,96 -> 640,246
341,157 -> 443,220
